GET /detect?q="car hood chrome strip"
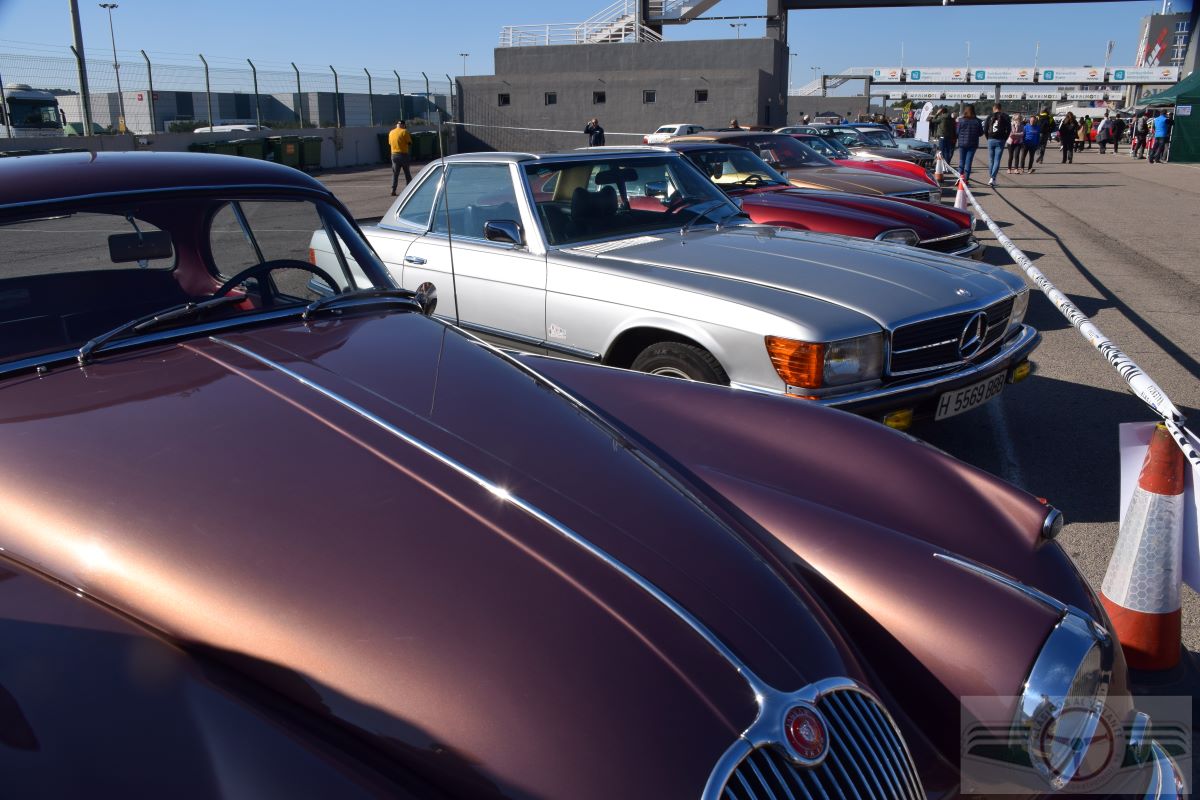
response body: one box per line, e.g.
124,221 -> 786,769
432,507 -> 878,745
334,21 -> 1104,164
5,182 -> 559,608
207,335 -> 771,701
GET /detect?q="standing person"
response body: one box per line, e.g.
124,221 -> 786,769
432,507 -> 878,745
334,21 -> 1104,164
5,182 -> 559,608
955,105 -> 983,182
932,106 -> 954,166
1020,116 -> 1041,173
1007,113 -> 1025,173
1058,112 -> 1079,163
1132,111 -> 1148,158
1110,115 -> 1125,154
1096,112 -> 1111,154
1149,109 -> 1170,163
1081,115 -> 1093,149
727,118 -> 743,130
983,102 -> 1011,187
387,120 -> 412,196
584,118 -> 606,146
1035,108 -> 1054,163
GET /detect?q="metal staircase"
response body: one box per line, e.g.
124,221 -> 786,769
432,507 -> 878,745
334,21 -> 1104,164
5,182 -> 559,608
499,0 -> 663,47
645,0 -> 724,23
789,67 -> 874,96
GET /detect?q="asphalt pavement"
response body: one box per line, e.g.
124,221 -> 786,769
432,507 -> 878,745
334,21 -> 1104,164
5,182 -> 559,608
318,149 -> 1200,684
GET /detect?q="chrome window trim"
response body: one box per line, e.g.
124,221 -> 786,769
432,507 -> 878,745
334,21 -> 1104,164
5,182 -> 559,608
386,164 -> 443,233
0,183 -> 332,213
918,230 -> 971,246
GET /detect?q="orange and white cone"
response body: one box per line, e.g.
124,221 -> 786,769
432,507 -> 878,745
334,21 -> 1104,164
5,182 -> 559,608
1101,423 -> 1185,671
934,153 -> 945,183
954,176 -> 969,212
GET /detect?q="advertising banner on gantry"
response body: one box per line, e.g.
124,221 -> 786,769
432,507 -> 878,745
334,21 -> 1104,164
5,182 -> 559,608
972,67 -> 1035,83
1111,66 -> 1181,83
872,67 -> 904,82
1041,67 -> 1105,83
907,67 -> 967,83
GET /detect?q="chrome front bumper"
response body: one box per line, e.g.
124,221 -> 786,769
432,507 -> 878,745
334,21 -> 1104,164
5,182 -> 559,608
1144,741 -> 1188,800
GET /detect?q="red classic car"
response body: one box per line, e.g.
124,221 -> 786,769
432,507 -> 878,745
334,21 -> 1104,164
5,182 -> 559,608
0,152 -> 1184,799
790,133 -> 938,187
664,143 -> 981,258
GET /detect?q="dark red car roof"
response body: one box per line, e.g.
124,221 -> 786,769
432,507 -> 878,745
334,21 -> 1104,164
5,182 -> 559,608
0,151 -> 329,209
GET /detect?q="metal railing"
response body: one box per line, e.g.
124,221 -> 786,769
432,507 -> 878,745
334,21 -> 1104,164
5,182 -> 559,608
498,0 -> 663,46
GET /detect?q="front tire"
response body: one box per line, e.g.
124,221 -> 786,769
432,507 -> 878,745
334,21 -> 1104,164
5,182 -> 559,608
630,342 -> 729,384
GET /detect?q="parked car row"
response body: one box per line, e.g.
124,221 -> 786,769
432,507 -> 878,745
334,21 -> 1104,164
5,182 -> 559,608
0,150 -> 1184,799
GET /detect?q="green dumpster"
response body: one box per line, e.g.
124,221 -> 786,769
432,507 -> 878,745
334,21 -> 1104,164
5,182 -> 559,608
210,140 -> 239,157
187,141 -> 214,153
231,138 -> 266,159
411,131 -> 438,160
377,132 -> 390,163
299,136 -> 323,171
267,135 -> 302,168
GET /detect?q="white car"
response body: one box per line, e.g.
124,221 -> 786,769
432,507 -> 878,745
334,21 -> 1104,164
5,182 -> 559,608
193,123 -> 271,134
643,123 -> 705,144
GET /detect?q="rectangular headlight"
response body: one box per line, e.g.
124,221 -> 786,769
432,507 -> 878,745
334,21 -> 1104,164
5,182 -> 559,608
1009,288 -> 1030,332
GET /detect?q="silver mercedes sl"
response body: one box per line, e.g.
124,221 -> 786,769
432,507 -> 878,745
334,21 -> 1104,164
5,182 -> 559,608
311,148 -> 1038,428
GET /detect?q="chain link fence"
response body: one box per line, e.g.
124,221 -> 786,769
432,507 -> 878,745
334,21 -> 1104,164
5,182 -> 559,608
0,48 -> 453,136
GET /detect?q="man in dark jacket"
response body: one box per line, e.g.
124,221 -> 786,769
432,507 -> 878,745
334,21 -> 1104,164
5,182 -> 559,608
1035,109 -> 1054,163
983,103 -> 1011,187
932,107 -> 954,167
584,118 -> 605,147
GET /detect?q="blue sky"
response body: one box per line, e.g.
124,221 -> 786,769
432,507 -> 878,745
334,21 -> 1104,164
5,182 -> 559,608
0,0 -> 1169,84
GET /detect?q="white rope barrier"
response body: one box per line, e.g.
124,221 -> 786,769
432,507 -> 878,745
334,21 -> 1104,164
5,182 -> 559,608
934,153 -> 1200,469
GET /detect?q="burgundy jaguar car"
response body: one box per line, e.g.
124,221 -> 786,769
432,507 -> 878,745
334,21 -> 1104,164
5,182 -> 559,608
663,143 -> 981,259
787,132 -> 939,187
0,152 -> 1184,799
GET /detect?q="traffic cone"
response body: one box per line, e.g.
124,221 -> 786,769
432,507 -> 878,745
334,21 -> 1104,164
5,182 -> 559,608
934,153 -> 945,183
954,176 -> 969,212
1100,424 -> 1185,671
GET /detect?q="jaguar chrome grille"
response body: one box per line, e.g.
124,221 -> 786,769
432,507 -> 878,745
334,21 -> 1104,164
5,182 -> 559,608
889,295 -> 1015,375
721,689 -> 925,800
890,190 -> 939,204
918,231 -> 971,255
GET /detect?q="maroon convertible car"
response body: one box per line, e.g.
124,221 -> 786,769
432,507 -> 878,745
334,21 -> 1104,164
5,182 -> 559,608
0,152 -> 1184,799
663,142 -> 982,259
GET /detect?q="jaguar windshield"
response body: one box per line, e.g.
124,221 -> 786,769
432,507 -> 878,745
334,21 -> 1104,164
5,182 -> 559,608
525,155 -> 741,246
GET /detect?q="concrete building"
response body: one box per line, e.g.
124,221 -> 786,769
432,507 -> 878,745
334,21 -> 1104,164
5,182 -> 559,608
456,38 -> 788,153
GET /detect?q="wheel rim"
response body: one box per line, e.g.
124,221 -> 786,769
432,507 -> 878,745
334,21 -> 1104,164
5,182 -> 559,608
649,366 -> 693,380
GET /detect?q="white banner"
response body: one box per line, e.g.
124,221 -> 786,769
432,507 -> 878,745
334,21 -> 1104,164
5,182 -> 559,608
887,91 -> 908,99
972,67 -> 1035,83
945,90 -> 986,100
1120,423 -> 1200,593
907,67 -> 967,83
1040,67 -> 1104,83
1110,66 -> 1180,83
1026,90 -> 1064,100
872,66 -> 904,82
999,91 -> 1026,100
1067,92 -> 1107,100
903,90 -> 943,100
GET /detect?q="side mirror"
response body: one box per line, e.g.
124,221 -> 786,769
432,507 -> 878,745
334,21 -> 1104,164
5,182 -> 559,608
483,219 -> 524,246
415,281 -> 438,317
645,180 -> 668,198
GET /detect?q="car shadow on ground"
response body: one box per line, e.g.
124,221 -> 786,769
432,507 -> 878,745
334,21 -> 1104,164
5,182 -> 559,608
1023,290 -> 1111,333
918,373 -> 1196,524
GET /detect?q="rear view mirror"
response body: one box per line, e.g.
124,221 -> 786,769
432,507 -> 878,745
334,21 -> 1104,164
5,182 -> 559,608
483,220 -> 524,246
108,231 -> 173,263
645,180 -> 668,198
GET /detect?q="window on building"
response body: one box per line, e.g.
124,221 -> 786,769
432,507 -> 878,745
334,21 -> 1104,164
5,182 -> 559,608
643,90 -> 656,104
695,89 -> 709,103
545,92 -> 557,106
498,93 -> 511,107
1176,20 -> 1189,32
593,90 -> 606,104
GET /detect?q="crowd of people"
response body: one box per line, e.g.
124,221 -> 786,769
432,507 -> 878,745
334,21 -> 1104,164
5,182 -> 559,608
928,103 -> 1176,186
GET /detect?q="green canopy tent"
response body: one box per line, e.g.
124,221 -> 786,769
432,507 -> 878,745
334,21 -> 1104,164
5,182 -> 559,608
1138,70 -> 1200,163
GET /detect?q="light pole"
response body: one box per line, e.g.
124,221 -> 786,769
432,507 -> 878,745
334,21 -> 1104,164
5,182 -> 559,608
459,53 -> 469,77
729,22 -> 746,39
99,3 -> 126,132
965,40 -> 971,73
811,66 -> 823,97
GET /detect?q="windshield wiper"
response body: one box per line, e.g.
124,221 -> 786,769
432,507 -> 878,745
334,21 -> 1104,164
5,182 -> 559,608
77,294 -> 249,365
302,288 -> 421,320
679,200 -> 729,236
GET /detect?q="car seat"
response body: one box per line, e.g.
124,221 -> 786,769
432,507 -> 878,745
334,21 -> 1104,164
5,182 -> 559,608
569,186 -> 618,238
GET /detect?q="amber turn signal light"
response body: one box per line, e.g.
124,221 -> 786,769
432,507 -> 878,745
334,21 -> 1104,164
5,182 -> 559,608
765,336 -> 824,389
882,409 -> 914,431
1010,360 -> 1032,384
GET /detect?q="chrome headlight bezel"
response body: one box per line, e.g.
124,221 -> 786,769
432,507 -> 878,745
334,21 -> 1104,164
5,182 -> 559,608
1015,610 -> 1114,790
823,332 -> 885,387
875,228 -> 921,247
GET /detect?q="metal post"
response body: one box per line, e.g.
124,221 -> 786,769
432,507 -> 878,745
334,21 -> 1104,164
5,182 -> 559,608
394,70 -> 403,120
199,53 -> 213,129
140,50 -> 155,133
68,0 -> 94,135
248,59 -> 261,128
330,65 -> 341,128
364,68 -> 375,127
100,4 -> 127,133
0,75 -> 11,138
291,62 -> 303,127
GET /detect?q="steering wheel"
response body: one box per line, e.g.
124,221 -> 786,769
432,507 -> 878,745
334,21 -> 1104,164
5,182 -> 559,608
664,193 -> 693,214
212,259 -> 342,308
732,174 -> 768,187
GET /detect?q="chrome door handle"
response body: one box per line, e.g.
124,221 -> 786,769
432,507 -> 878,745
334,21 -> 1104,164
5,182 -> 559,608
404,255 -> 427,265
